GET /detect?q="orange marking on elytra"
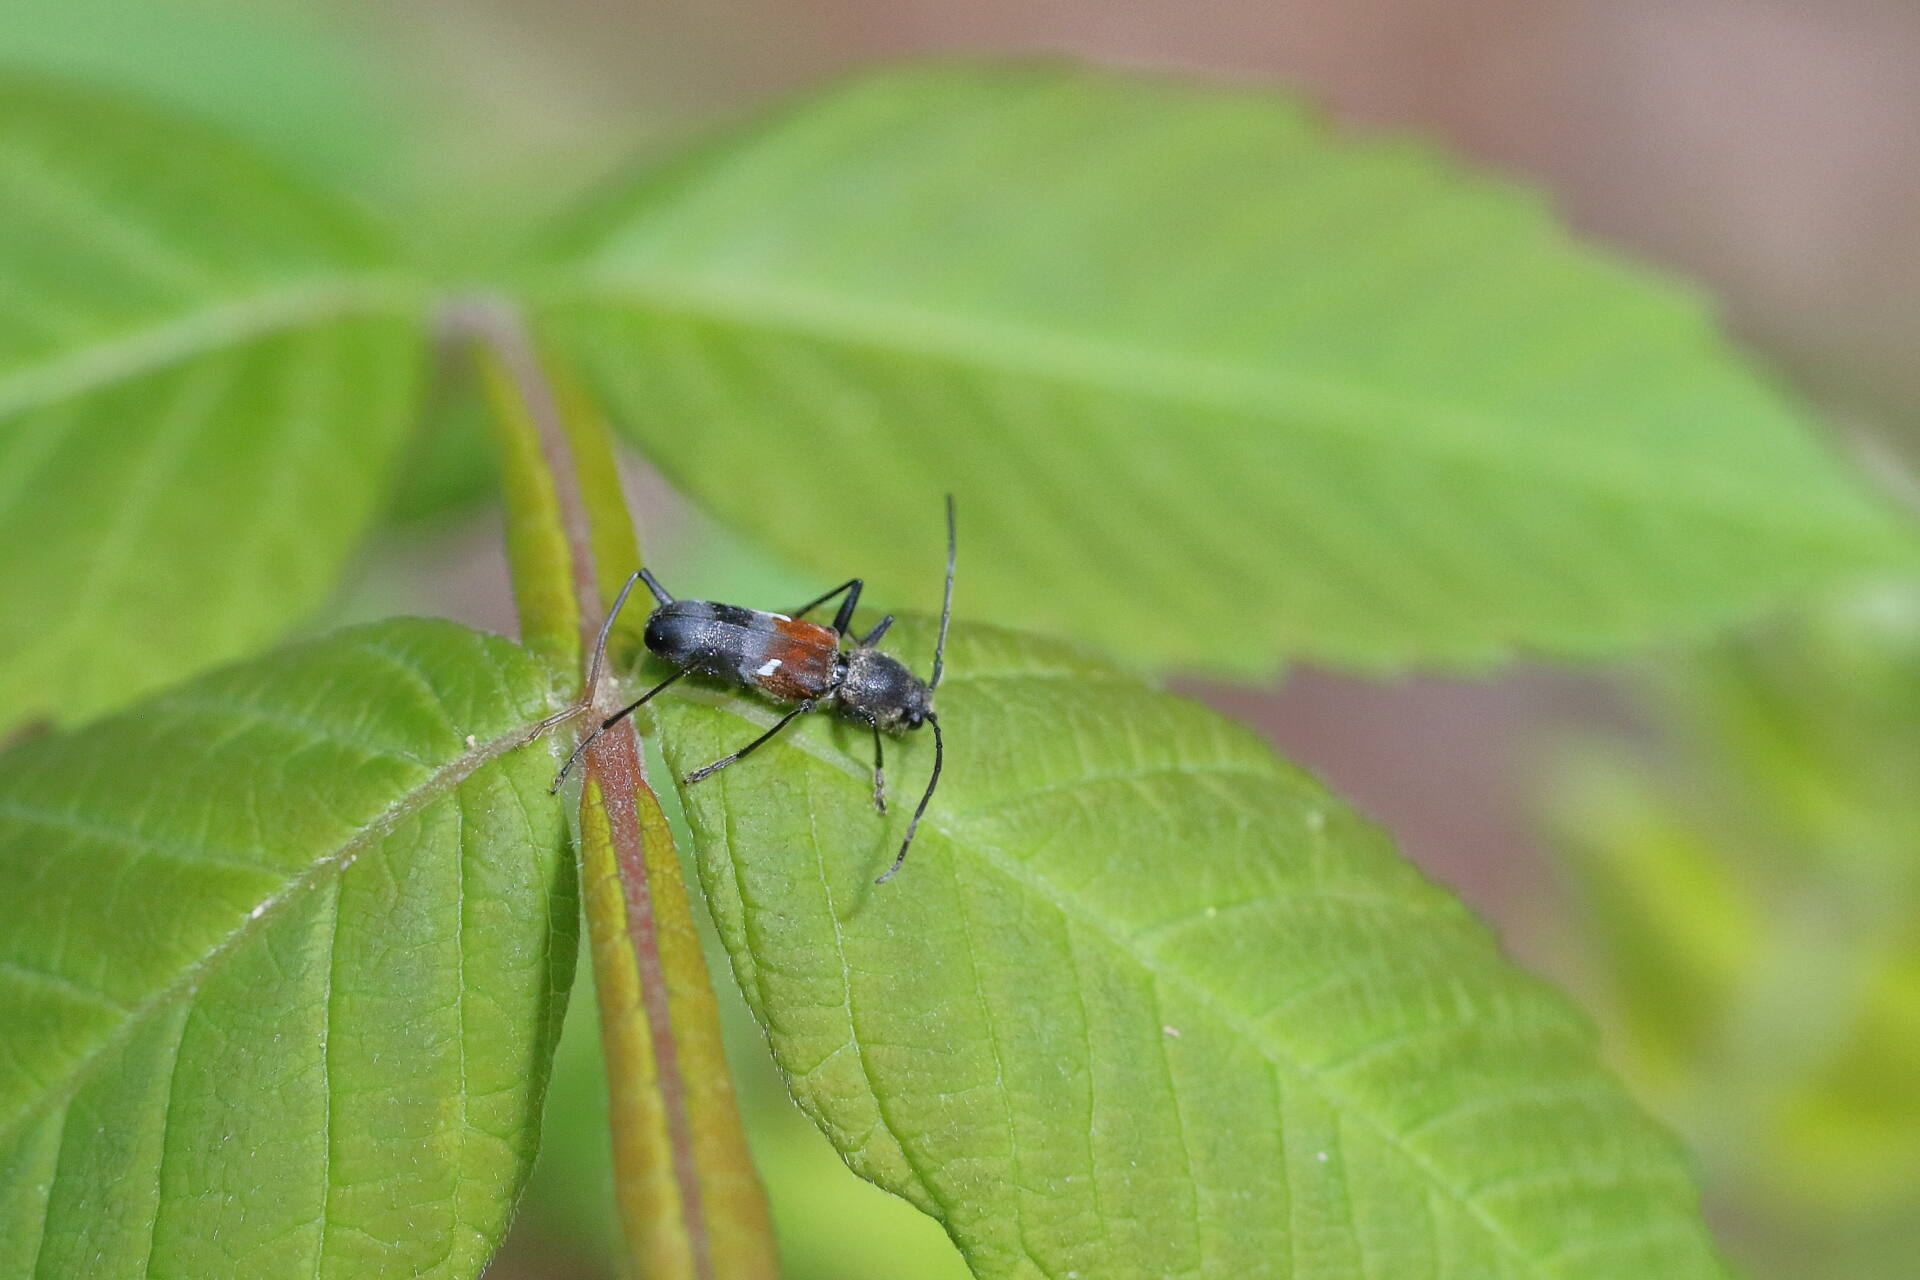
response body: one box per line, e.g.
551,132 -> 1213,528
773,616 -> 837,647
752,621 -> 838,700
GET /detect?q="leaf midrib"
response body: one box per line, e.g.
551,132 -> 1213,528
551,271 -> 1903,550
0,712 -> 555,1151
671,685 -> 1661,1278
0,276 -> 423,422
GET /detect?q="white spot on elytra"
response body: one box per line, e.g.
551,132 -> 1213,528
755,658 -> 783,677
1162,1025 -> 1181,1038
464,734 -> 477,748
1316,1151 -> 1329,1162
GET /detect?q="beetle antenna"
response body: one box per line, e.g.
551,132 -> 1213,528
876,713 -> 941,884
638,567 -> 674,606
929,494 -> 956,690
521,568 -> 644,744
584,570 -> 643,696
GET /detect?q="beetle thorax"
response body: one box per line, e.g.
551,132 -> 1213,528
835,647 -> 931,731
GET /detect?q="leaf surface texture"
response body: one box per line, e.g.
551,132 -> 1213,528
655,618 -> 1729,1278
0,620 -> 574,1279
0,80 -> 425,731
538,63 -> 1916,674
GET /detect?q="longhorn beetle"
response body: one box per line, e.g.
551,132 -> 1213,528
552,497 -> 956,883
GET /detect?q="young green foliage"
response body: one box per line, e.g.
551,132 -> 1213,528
1555,592 -> 1920,1227
531,62 -> 1918,676
654,617 -> 1730,1279
0,621 -> 575,1279
474,296 -> 780,1279
4,0 -> 404,193
0,60 -> 1859,1280
0,79 -> 426,736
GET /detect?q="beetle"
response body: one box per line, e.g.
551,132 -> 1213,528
551,497 -> 956,883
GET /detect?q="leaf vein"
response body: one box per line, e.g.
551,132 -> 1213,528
1145,976 -> 1205,1279
555,282 -> 1891,540
0,280 -> 418,423
314,878 -> 344,1280
136,1003 -> 195,1275
0,960 -> 126,1014
698,702 -> 1593,1273
0,714 -> 554,1153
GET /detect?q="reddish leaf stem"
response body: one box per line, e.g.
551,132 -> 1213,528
586,728 -> 716,1280
458,295 -> 742,1278
445,296 -> 601,651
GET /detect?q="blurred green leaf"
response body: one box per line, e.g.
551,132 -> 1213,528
532,61 -> 1917,676
380,353 -> 501,530
518,952 -> 624,1277
1552,756 -> 1767,1100
0,0 -> 404,189
0,79 -> 429,734
0,619 -> 576,1279
653,616 -> 1728,1279
1553,590 -> 1920,1224
647,498 -> 820,615
1670,590 -> 1920,871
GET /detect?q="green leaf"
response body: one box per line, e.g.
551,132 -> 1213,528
1,0 -> 405,191
1552,591 -> 1920,1220
519,749 -> 979,1280
0,78 -> 427,734
653,617 -> 1729,1279
1550,755 -> 1766,1101
532,61 -> 1917,675
381,362 -> 501,531
0,619 -> 576,1279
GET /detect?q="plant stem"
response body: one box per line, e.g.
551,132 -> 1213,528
460,297 -> 777,1280
453,296 -> 600,651
583,735 -> 775,1280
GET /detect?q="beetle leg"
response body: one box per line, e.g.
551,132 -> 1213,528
683,700 -> 816,785
789,578 -> 862,630
549,667 -> 687,793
